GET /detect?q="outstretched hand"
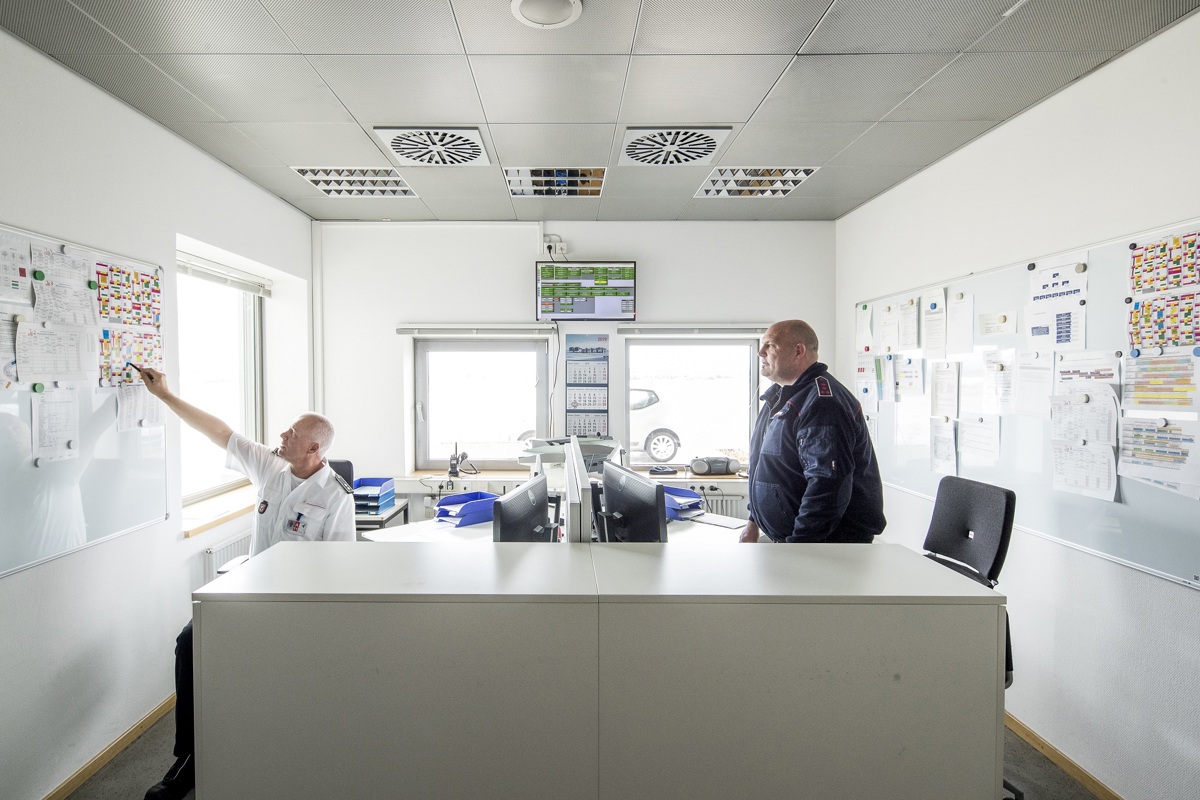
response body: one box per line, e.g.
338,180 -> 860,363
139,367 -> 171,399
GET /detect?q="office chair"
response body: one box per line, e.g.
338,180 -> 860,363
328,459 -> 354,487
922,475 -> 1023,800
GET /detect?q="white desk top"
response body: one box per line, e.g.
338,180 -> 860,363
361,515 -> 744,543
588,542 -> 1004,605
195,541 -> 1002,607
194,541 -> 599,603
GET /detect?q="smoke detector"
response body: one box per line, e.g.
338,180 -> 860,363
373,128 -> 491,166
511,0 -> 582,29
619,128 -> 731,166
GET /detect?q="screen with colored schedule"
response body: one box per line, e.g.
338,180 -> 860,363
536,261 -> 635,321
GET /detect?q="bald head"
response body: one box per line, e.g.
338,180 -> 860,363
297,413 -> 335,458
759,320 -> 820,385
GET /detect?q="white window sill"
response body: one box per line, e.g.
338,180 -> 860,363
182,484 -> 257,538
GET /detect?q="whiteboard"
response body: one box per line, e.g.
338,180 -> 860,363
0,222 -> 166,577
862,220 -> 1200,589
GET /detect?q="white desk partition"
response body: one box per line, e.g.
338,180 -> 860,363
193,542 -> 1005,800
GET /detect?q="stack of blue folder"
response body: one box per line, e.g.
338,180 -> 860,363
353,478 -> 396,515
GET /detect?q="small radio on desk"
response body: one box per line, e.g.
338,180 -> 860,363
690,456 -> 740,475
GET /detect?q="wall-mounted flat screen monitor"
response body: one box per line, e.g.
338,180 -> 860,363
535,261 -> 635,321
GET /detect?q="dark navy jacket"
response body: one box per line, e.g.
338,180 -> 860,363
747,362 -> 885,543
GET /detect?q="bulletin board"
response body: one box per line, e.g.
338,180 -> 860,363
859,218 -> 1200,589
0,221 -> 167,578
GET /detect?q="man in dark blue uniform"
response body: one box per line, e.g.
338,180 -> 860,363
740,320 -> 885,543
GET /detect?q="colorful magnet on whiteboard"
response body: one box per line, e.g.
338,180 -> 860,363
861,388 -> 868,394
1128,242 -> 1137,250
32,382 -> 44,393
863,345 -> 870,352
33,270 -> 45,281
884,305 -> 891,312
1075,263 -> 1087,273
942,416 -> 950,423
905,358 -> 912,365
994,364 -> 1005,371
929,302 -> 937,310
1154,346 -> 1165,356
1058,354 -> 1065,361
1124,297 -> 1133,304
1193,347 -> 1200,357
886,354 -> 893,360
1076,394 -> 1090,404
1079,299 -> 1086,306
87,279 -> 98,289
1077,439 -> 1086,447
99,378 -> 110,387
885,346 -> 892,353
956,292 -> 964,300
139,419 -> 149,427
861,304 -> 867,310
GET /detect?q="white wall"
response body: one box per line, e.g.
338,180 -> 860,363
0,31 -> 313,800
317,220 -> 834,477
835,14 -> 1200,800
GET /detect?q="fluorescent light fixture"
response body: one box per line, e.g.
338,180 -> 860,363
293,167 -> 416,197
695,167 -> 817,198
506,168 -> 604,196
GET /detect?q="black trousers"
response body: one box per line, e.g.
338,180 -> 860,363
173,620 -> 194,758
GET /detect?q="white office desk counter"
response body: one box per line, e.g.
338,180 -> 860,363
192,541 -> 1006,800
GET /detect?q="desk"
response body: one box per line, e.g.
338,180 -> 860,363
360,514 -> 745,544
193,542 -> 1005,799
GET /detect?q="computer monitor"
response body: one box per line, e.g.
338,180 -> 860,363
492,473 -> 554,542
600,461 -> 667,543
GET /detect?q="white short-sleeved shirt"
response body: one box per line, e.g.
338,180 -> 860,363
225,434 -> 356,557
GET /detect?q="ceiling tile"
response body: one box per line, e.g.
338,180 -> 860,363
420,195 -> 517,220
973,0 -> 1200,52
512,197 -> 602,221
488,124 -> 617,166
71,0 -> 297,54
633,0 -> 827,55
790,164 -> 924,199
887,51 -> 1117,122
165,122 -> 285,166
753,54 -> 955,123
0,1 -> 133,55
309,55 -> 485,124
285,195 -> 435,221
471,55 -> 628,123
600,165 -> 713,198
235,123 -> 391,166
759,195 -> 844,220
800,0 -> 1015,54
261,0 -> 463,54
54,54 -> 223,122
619,55 -> 792,124
720,122 -> 872,166
453,0 -> 639,55
597,196 -> 691,220
678,197 -> 795,220
146,54 -> 356,123
825,120 -> 997,166
396,165 -> 511,199
237,165 -> 328,199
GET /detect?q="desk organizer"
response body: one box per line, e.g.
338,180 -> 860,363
663,486 -> 703,522
354,478 -> 396,515
435,491 -> 498,527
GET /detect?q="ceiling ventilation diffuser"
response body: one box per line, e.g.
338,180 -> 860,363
293,167 -> 416,197
506,168 -> 604,196
373,128 -> 491,166
695,167 -> 817,197
619,128 -> 731,166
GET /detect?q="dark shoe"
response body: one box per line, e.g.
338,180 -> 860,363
145,754 -> 194,800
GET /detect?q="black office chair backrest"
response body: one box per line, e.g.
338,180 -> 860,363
328,459 -> 354,487
922,476 -> 1016,586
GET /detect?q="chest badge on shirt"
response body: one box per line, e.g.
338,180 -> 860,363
816,376 -> 833,397
258,500 -> 269,515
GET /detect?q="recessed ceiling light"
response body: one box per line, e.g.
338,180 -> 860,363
506,168 -> 604,196
511,0 -> 582,29
695,167 -> 817,198
292,167 -> 417,197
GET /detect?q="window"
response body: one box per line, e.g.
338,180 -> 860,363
415,339 -> 549,470
176,268 -> 264,500
625,338 -> 758,466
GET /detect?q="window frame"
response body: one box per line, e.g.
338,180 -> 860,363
176,265 -> 266,505
414,337 -> 550,471
624,335 -> 761,468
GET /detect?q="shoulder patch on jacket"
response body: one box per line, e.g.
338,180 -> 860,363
334,473 -> 353,493
816,376 -> 833,397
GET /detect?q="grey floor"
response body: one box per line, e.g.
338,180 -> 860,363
68,708 -> 1101,800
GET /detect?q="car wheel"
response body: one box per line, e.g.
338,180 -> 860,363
644,429 -> 679,462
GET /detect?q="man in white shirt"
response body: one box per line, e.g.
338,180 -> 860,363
139,366 -> 355,800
